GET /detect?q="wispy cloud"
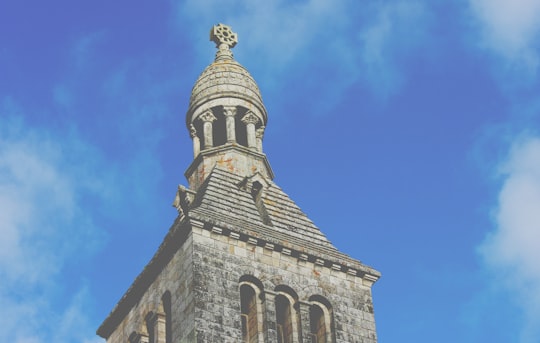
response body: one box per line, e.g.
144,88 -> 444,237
358,1 -> 428,98
0,99 -> 107,342
480,134 -> 540,343
177,0 -> 431,109
468,0 -> 540,76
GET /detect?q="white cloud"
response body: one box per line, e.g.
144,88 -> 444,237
0,100 -> 107,342
469,0 -> 540,75
177,0 -> 430,103
480,135 -> 540,343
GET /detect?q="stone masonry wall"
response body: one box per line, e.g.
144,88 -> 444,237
191,225 -> 378,343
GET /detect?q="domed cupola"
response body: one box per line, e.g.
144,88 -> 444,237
184,24 -> 273,191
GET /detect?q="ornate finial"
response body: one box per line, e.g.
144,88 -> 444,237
210,24 -> 238,61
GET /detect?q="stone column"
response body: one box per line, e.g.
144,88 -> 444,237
199,111 -> 217,149
255,126 -> 265,152
242,111 -> 259,149
189,124 -> 200,157
298,301 -> 312,343
223,106 -> 237,143
263,290 -> 278,342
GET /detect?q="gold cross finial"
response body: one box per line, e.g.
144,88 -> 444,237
210,24 -> 238,61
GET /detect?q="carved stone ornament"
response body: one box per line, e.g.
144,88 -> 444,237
189,124 -> 197,138
256,125 -> 265,138
199,111 -> 217,123
210,24 -> 238,48
210,24 -> 237,61
223,105 -> 237,117
241,111 -> 259,125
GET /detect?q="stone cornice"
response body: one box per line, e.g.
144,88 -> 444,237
188,215 -> 381,282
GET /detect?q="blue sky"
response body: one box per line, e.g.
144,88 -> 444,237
1,0 -> 540,342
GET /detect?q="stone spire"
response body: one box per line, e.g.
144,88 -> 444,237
184,24 -> 273,191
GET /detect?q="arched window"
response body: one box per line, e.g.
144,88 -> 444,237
309,304 -> 326,343
240,284 -> 259,342
275,295 -> 293,343
308,296 -> 335,343
239,276 -> 264,343
274,285 -> 300,343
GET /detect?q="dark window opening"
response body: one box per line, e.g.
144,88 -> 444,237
310,305 -> 326,343
213,109 -> 227,147
275,295 -> 293,343
240,284 -> 259,343
235,109 -> 248,147
162,292 -> 172,343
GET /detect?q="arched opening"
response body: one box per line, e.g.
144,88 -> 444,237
309,305 -> 326,343
240,284 -> 260,343
274,285 -> 300,343
212,108 -> 227,147
308,295 -> 335,343
275,295 -> 294,343
232,107 -> 247,147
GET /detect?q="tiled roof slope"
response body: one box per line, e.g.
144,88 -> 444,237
188,166 -> 337,251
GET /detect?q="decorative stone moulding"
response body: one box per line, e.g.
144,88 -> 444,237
192,218 -> 379,282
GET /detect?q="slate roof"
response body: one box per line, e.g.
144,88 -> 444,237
187,165 -> 338,252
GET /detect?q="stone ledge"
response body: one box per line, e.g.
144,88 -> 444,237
191,218 -> 381,283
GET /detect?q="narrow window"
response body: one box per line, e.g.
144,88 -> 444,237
308,296 -> 335,343
240,284 -> 259,343
162,292 -> 172,343
235,110 -> 248,147
310,305 -> 326,343
275,295 -> 293,343
145,312 -> 155,343
212,110 -> 227,147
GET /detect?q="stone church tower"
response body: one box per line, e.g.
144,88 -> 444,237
97,24 -> 380,343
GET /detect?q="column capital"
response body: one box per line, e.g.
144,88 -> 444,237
189,124 -> 198,138
223,105 -> 237,117
199,110 -> 217,123
241,111 -> 259,125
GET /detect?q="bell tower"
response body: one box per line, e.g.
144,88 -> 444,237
97,24 -> 380,343
186,24 -> 272,192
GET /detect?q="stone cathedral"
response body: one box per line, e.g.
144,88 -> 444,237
97,24 -> 380,343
